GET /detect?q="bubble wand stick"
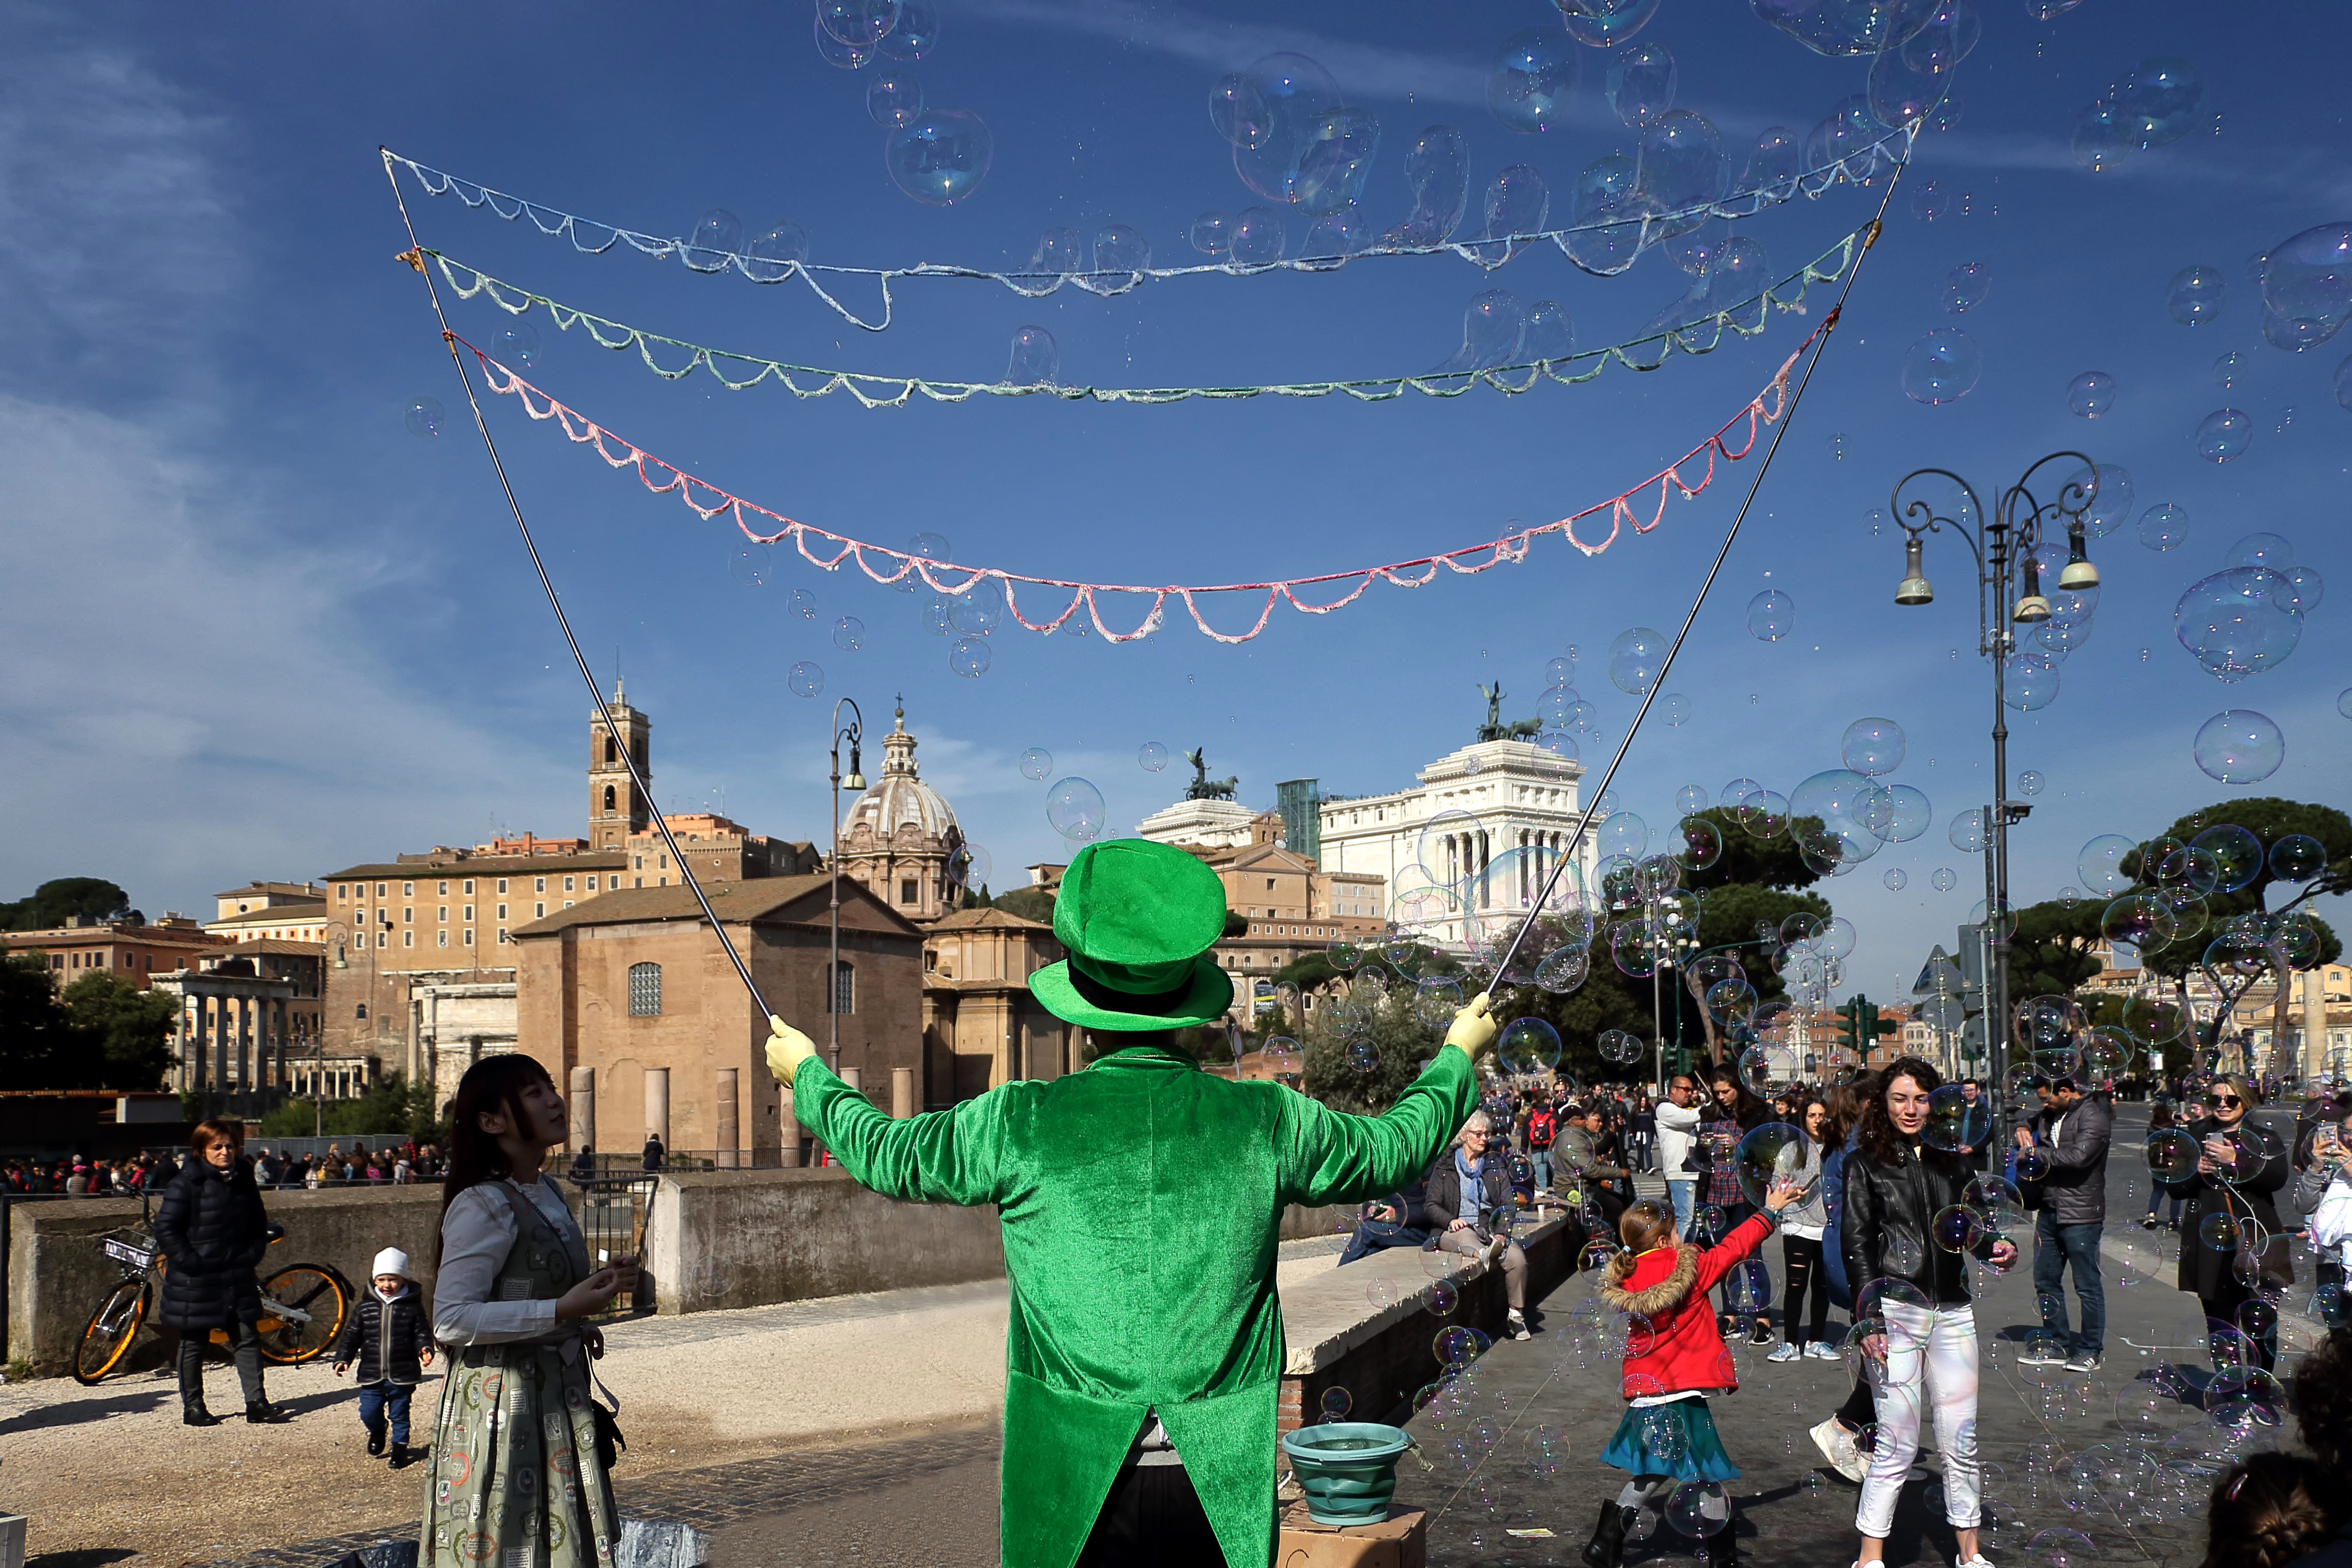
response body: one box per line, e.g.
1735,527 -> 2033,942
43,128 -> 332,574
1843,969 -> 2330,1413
1483,162 -> 1911,1005
379,149 -> 775,1022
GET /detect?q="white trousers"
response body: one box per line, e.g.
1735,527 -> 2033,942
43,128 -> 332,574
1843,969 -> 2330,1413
1857,1300 -> 1982,1539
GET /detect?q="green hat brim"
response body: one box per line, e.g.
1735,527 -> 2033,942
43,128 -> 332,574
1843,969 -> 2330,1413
1028,955 -> 1235,1033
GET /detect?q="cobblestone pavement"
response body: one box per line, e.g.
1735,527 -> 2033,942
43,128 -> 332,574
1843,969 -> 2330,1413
1390,1102 -> 2313,1568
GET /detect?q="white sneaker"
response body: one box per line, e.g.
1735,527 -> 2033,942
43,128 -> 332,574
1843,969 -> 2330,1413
1768,1341 -> 1803,1362
2016,1347 -> 2064,1367
1810,1418 -> 1866,1484
1507,1312 -> 1533,1342
1956,1554 -> 1995,1568
1805,1341 -> 1841,1361
2063,1354 -> 2102,1372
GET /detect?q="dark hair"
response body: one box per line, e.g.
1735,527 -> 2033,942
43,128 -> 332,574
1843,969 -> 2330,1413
1706,1060 -> 1763,1121
437,1054 -> 558,1263
2151,1102 -> 2176,1129
190,1118 -> 245,1156
1822,1072 -> 1878,1151
2200,1453 -> 2333,1568
2293,1325 -> 2352,1479
1857,1055 -> 1944,1165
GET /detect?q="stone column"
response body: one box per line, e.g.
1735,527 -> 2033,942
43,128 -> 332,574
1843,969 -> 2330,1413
186,995 -> 206,1090
715,1068 -> 740,1167
777,1083 -> 801,1167
891,1067 -> 915,1120
644,1066 -> 670,1152
570,1066 -> 597,1155
215,994 -> 232,1092
840,1067 -> 862,1094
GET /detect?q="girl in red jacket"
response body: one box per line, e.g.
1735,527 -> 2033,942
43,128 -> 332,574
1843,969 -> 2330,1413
1583,1184 -> 1803,1568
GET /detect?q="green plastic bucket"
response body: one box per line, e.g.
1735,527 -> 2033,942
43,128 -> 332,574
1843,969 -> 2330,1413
1280,1421 -> 1414,1527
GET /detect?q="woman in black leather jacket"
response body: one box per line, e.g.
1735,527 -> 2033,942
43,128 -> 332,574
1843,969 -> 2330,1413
2153,1073 -> 2293,1367
1839,1057 -> 2017,1568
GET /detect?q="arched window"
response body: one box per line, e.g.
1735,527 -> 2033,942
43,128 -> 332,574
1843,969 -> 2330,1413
355,1004 -> 368,1019
628,962 -> 662,1016
603,784 -> 617,813
824,960 -> 854,1015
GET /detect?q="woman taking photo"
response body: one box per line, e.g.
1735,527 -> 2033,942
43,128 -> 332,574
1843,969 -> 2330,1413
155,1118 -> 289,1426
1842,1057 -> 2017,1568
2156,1073 -> 2293,1367
424,1055 -> 637,1568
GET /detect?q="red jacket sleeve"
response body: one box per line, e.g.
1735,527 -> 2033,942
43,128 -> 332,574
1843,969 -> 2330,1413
1690,1212 -> 1777,1294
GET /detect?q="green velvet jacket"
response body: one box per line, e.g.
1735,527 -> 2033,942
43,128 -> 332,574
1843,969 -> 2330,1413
790,1043 -> 1474,1568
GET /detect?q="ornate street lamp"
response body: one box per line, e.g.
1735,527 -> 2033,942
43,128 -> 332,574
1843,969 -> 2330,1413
1889,451 -> 2101,1155
828,698 -> 867,1076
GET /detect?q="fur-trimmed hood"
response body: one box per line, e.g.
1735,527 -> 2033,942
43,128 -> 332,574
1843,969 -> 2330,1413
1598,1244 -> 1700,1318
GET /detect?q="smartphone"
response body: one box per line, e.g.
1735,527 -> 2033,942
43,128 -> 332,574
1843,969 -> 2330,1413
597,1249 -> 611,1265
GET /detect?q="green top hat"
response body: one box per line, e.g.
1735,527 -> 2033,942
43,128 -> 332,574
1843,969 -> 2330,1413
1028,839 -> 1236,1032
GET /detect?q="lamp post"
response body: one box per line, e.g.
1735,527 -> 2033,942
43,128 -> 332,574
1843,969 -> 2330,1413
828,698 -> 867,1075
1889,451 -> 2101,1159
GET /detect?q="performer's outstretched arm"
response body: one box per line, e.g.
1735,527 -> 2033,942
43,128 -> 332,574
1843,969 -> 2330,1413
1275,995 -> 1493,1208
773,1024 -> 1009,1206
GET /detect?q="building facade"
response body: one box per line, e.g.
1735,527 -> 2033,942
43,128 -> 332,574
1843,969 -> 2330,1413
4,915 -> 227,986
510,875 -> 926,1161
921,906 -> 1076,1102
836,702 -> 969,925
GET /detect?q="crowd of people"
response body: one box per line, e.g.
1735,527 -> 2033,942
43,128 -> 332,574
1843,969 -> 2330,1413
2,1140 -> 445,1196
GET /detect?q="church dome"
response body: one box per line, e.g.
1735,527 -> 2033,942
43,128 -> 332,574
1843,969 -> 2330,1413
846,703 -> 960,845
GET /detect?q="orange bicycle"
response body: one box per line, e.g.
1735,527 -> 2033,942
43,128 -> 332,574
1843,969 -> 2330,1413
74,1223 -> 351,1385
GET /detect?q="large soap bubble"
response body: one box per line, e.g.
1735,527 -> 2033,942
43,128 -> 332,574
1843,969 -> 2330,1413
1605,42 -> 1676,127
1003,325 -> 1057,387
819,0 -> 901,47
2115,57 -> 2205,148
1433,291 -> 1526,375
2168,265 -> 2225,325
2174,567 -> 2303,682
1386,126 -> 1470,246
1642,112 -> 1727,236
2194,711 -> 2284,783
1902,328 -> 1982,404
885,110 -> 994,206
2195,409 -> 2253,461
2077,834 -> 2138,897
1489,27 -> 1579,133
1734,1122 -> 1815,1210
1923,1084 -> 1991,1152
1751,0 -> 1940,58
2259,222 -> 2352,350
1563,155 -> 1651,275
2004,651 -> 2061,710
2191,824 -> 2265,892
1046,777 -> 1107,841
1942,262 -> 1990,314
2138,503 -> 2190,552
1608,627 -> 1668,694
1498,1017 -> 1563,1075
876,0 -> 936,59
1746,589 -> 1794,642
1228,54 -> 1360,211
1842,717 -> 1906,776
1557,0 -> 1661,47
1471,164 -> 1551,268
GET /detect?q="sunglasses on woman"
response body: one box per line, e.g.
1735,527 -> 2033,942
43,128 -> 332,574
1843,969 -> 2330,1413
2206,1095 -> 2242,1109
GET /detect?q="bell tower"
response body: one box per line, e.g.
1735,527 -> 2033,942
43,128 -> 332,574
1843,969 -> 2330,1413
589,681 -> 652,849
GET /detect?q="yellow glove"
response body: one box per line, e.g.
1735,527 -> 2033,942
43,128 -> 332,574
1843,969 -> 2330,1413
1444,992 -> 1497,1059
765,1016 -> 818,1084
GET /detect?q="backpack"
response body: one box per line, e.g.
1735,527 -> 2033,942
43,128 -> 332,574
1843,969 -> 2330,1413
1528,1108 -> 1558,1150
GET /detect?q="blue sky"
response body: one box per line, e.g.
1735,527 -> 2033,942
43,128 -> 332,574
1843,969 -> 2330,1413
2,0 -> 2346,1005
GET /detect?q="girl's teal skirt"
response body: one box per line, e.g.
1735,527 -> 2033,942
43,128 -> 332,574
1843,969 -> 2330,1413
1599,1396 -> 1741,1481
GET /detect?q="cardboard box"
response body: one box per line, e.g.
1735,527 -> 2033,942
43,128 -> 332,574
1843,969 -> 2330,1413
1276,1502 -> 1427,1568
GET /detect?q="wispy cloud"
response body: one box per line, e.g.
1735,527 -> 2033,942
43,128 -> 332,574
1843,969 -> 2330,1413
957,0 -> 1490,107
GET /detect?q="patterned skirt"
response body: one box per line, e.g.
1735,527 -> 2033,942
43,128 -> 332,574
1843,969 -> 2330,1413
419,1343 -> 618,1568
1599,1397 -> 1741,1482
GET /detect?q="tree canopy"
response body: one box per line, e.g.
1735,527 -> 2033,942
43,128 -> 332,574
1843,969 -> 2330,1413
0,877 -> 132,932
2006,897 -> 2108,1003
0,951 -> 176,1090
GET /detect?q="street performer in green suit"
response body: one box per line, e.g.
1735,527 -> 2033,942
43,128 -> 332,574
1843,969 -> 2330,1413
765,838 -> 1494,1568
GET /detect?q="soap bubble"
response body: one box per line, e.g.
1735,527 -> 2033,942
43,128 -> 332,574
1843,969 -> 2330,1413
1019,748 -> 1053,781
951,577 -> 1005,636
2004,651 -> 2062,711
1433,291 -> 1527,375
885,110 -> 993,206
1002,325 -> 1057,387
2117,56 -> 2204,148
2339,354 -> 2352,412
1228,54 -> 1367,213
1561,154 -> 1649,274
2174,567 -> 2303,681
876,0 -> 936,58
1188,212 -> 1232,257
1746,590 -> 1794,642
2259,222 -> 2352,350
2102,892 -> 2176,949
1488,27 -> 1579,133
1943,261 -> 1990,314
490,321 -> 540,369
2138,503 -> 2190,552
1210,73 -> 1272,149
402,396 -> 444,437
1735,1122 -> 1815,1208
812,13 -> 872,67
682,208 -> 744,273
820,0 -> 900,46
832,616 -> 865,652
2194,710 -> 2283,783
1842,717 -> 1906,777
1087,225 -> 1152,295
1641,112 -> 1728,235
2067,371 -> 2117,418
2168,265 -> 2225,325
1047,778 -> 1107,841
1608,627 -> 1668,694
1262,1037 -> 1302,1078
789,589 -> 818,620
1556,0 -> 1661,47
2077,834 -> 2138,897
866,72 -> 923,128
1903,328 -> 1982,404
2192,824 -> 2264,892
1929,867 -> 1956,892
2071,101 -> 2132,172
1605,42 -> 1676,128
1473,164 -> 1551,269
788,661 -> 823,698
1385,126 -> 1470,247
2064,462 -> 2133,539
1884,868 -> 1907,890
1138,742 -> 1169,772
725,548 -> 768,588
2019,770 -> 2044,796
1924,1085 -> 1992,1152
1498,1017 -> 1563,1076
2270,833 -> 2328,881
948,637 -> 991,677
1666,1480 -> 1729,1537
2195,408 -> 2252,461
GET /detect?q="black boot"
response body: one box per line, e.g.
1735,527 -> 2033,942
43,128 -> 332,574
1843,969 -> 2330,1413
1705,1521 -> 1743,1568
183,1405 -> 222,1427
388,1443 -> 415,1469
1583,1501 -> 1632,1568
367,1426 -> 387,1457
245,1399 -> 292,1424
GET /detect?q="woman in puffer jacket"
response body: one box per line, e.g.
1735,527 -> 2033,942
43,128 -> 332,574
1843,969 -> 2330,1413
154,1119 -> 290,1426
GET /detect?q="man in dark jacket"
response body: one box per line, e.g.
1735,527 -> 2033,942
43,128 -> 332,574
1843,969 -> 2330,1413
332,1246 -> 435,1465
2015,1075 -> 2112,1372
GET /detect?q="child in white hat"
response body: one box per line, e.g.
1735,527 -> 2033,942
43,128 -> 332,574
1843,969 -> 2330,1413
332,1246 -> 435,1465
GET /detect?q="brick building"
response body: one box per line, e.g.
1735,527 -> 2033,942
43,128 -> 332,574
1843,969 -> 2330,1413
921,906 -> 1075,1102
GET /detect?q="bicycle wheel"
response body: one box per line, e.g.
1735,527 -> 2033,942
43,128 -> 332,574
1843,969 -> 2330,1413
255,1264 -> 348,1363
74,1280 -> 148,1385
